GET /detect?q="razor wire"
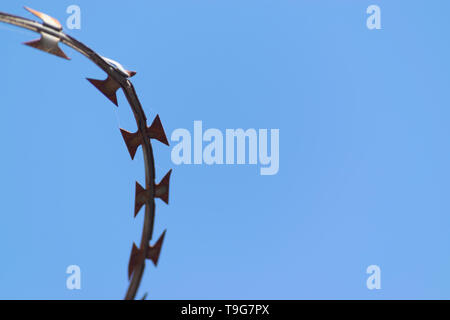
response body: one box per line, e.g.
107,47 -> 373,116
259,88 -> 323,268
0,7 -> 172,300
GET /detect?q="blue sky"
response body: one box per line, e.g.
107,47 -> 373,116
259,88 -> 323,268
1,0 -> 450,299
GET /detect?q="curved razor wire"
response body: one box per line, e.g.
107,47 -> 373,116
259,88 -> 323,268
0,7 -> 171,300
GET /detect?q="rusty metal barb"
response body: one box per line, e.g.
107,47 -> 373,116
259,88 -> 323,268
120,114 -> 169,159
128,230 -> 166,279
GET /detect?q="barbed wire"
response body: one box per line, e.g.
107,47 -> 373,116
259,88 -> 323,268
0,7 -> 172,300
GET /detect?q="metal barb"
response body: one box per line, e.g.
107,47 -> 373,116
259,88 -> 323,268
134,170 -> 172,217
134,181 -> 148,217
87,76 -> 121,106
24,6 -> 62,31
120,115 -> 169,160
24,33 -> 70,60
128,243 -> 142,280
147,230 -> 167,266
155,170 -> 172,204
128,230 -> 166,279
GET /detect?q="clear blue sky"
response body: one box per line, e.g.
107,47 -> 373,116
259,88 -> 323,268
1,0 -> 450,299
